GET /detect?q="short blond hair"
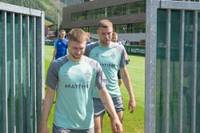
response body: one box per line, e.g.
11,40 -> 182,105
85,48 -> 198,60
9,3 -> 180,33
68,28 -> 89,43
98,19 -> 113,28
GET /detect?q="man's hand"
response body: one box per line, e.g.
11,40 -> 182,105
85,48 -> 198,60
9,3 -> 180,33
128,97 -> 136,113
111,118 -> 123,133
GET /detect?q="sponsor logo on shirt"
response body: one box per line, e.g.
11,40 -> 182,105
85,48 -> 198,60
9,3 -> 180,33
100,63 -> 116,68
65,83 -> 89,89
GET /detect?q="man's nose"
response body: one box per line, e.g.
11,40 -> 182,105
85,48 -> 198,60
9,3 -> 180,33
76,50 -> 81,54
105,34 -> 109,39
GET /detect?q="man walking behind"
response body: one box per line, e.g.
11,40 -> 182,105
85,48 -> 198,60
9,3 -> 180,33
85,19 -> 136,133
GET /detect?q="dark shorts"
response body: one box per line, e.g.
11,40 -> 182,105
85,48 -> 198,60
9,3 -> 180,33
53,124 -> 94,133
93,96 -> 124,117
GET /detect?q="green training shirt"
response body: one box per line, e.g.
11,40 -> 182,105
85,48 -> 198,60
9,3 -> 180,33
85,42 -> 127,98
46,55 -> 106,129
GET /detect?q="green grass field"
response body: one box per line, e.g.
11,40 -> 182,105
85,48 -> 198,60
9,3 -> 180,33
45,45 -> 144,133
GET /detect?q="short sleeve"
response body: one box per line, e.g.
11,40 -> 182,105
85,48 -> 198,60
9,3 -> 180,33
119,46 -> 127,68
46,62 -> 59,90
85,42 -> 98,56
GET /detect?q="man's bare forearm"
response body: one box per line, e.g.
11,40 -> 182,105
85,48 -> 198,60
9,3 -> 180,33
41,87 -> 55,124
121,66 -> 136,112
51,49 -> 56,62
121,67 -> 135,99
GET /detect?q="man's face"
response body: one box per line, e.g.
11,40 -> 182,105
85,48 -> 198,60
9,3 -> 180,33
59,31 -> 66,39
98,27 -> 113,45
68,40 -> 86,60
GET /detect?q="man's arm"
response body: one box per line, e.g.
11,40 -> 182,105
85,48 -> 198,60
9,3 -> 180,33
120,66 -> 136,113
40,87 -> 55,133
51,48 -> 57,62
52,39 -> 58,62
99,88 -> 123,133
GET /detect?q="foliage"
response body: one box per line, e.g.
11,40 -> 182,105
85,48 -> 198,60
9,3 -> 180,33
0,0 -> 59,23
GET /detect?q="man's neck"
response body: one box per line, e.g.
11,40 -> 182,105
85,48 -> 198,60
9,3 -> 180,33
100,42 -> 112,47
68,54 -> 82,62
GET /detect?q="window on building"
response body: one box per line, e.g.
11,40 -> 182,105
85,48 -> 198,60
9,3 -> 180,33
71,12 -> 87,21
71,1 -> 145,21
87,9 -> 96,20
114,22 -> 145,33
134,22 -> 145,33
88,26 -> 97,33
107,4 -> 126,17
115,24 -> 127,33
126,3 -> 139,15
95,8 -> 105,19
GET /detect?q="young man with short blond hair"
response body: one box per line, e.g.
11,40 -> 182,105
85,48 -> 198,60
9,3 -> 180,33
40,28 -> 122,133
